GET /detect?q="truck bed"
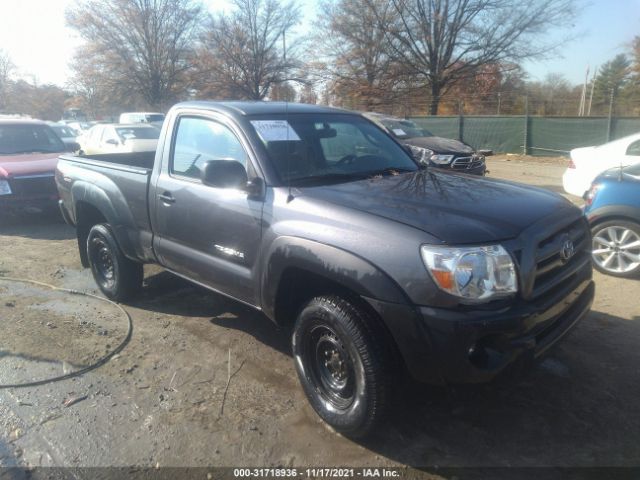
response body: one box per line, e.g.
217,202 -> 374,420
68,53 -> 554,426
57,151 -> 156,263
68,151 -> 155,171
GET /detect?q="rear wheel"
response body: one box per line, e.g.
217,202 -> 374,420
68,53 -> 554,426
591,220 -> 640,278
292,295 -> 393,438
87,223 -> 143,301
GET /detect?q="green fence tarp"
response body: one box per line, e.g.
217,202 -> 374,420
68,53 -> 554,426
409,115 -> 640,155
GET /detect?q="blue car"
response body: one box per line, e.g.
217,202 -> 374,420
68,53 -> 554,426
583,163 -> 640,278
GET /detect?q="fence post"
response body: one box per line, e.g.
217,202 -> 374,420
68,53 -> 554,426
523,95 -> 529,155
458,101 -> 464,142
606,89 -> 614,142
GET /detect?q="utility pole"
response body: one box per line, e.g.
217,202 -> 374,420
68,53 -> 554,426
578,66 -> 589,116
523,95 -> 529,155
606,89 -> 615,142
497,92 -> 501,115
587,66 -> 597,116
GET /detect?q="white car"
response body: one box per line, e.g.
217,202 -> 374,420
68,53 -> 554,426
78,123 -> 159,155
119,112 -> 165,126
562,133 -> 640,197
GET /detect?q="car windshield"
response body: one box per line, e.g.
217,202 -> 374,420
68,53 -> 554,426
51,125 -> 77,137
145,114 -> 165,123
0,124 -> 67,154
381,119 -> 432,139
115,127 -> 160,140
250,114 -> 419,185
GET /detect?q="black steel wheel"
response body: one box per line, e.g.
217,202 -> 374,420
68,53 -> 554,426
87,223 -> 143,301
292,295 -> 394,438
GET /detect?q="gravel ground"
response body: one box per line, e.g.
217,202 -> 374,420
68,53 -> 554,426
0,156 -> 639,476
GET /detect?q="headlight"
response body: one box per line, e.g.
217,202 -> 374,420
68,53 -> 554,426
0,179 -> 12,196
420,244 -> 517,302
429,154 -> 454,165
409,146 -> 434,164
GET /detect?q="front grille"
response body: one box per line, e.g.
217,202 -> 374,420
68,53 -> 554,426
530,217 -> 591,299
451,156 -> 484,170
8,174 -> 57,198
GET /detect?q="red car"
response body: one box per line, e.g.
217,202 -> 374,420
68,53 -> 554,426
0,119 -> 66,212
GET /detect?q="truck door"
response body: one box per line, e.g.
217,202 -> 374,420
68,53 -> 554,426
153,115 -> 263,306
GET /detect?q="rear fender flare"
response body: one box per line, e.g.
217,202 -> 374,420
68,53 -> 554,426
70,180 -> 138,260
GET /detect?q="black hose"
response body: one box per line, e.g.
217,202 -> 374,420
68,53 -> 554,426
0,276 -> 132,389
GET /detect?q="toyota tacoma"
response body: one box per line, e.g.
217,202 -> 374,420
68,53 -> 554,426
56,101 -> 594,437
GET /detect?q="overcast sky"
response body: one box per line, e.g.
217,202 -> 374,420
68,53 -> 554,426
0,0 -> 638,88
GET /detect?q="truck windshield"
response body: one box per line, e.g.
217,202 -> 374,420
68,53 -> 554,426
250,114 -> 418,185
0,124 -> 67,154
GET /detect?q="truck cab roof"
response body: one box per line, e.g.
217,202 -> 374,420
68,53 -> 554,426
173,101 -> 350,117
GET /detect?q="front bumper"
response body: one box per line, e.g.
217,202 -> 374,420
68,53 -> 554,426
364,277 -> 594,385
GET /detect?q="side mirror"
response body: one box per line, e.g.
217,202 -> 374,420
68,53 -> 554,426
105,138 -> 119,146
201,160 -> 249,189
478,149 -> 493,157
69,142 -> 80,152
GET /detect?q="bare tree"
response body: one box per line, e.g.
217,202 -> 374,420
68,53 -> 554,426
0,49 -> 15,112
195,0 -> 303,100
313,0 -> 406,110
366,0 -> 578,114
66,0 -> 203,110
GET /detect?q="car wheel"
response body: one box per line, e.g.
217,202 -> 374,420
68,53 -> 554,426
87,223 -> 143,301
591,220 -> 640,278
292,295 -> 393,438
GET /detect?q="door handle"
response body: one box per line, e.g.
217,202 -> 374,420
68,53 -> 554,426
159,192 -> 175,204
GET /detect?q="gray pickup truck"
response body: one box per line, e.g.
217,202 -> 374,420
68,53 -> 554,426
57,101 -> 594,437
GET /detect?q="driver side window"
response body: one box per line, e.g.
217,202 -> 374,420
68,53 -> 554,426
171,117 -> 248,180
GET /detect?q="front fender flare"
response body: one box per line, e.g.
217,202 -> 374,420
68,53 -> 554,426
260,236 -> 408,320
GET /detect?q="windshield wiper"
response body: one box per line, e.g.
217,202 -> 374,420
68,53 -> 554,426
365,167 -> 415,177
289,172 -> 371,186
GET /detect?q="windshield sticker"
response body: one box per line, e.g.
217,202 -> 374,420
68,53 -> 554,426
251,120 -> 301,142
392,128 -> 406,136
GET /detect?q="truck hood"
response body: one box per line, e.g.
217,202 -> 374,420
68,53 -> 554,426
403,136 -> 474,155
299,170 -> 575,244
0,152 -> 59,178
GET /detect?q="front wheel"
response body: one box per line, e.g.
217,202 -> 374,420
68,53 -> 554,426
292,295 -> 394,438
87,223 -> 143,301
591,220 -> 640,278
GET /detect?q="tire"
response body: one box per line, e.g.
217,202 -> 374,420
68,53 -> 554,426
292,295 -> 393,438
591,220 -> 640,278
87,223 -> 143,301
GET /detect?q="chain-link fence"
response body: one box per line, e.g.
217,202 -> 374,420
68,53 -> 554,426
409,115 -> 640,156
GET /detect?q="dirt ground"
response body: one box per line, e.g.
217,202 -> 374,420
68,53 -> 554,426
0,156 -> 639,476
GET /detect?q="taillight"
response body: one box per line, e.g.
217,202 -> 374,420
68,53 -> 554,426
584,184 -> 599,206
568,158 -> 576,169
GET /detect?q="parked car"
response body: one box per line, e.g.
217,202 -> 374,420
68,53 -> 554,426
363,112 -> 487,175
77,123 -> 160,155
65,121 -> 93,132
583,163 -> 640,278
562,133 -> 640,197
47,122 -> 79,151
119,111 -> 165,127
57,101 -> 593,437
0,119 -> 66,211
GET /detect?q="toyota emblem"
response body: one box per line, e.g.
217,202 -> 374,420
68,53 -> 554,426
560,237 -> 575,262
